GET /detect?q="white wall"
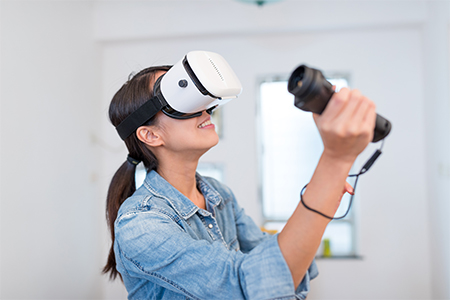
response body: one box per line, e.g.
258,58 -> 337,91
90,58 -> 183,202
1,1 -> 449,299
422,2 -> 450,298
0,1 -> 103,299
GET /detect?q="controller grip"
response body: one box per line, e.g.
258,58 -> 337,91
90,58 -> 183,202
373,114 -> 391,143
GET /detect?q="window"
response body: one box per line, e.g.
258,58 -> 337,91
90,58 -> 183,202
258,74 -> 358,258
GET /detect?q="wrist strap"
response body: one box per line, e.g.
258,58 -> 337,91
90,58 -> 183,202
300,143 -> 384,220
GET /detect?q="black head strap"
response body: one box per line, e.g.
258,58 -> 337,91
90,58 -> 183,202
116,96 -> 164,140
116,76 -> 168,140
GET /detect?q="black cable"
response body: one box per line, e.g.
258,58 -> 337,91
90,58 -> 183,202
300,140 -> 384,220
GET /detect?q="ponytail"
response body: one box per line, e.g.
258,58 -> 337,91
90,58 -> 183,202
103,161 -> 136,280
102,65 -> 171,280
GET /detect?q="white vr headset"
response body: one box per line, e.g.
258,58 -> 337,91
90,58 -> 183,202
116,51 -> 243,140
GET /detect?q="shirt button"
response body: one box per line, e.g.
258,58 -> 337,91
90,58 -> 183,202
208,224 -> 213,229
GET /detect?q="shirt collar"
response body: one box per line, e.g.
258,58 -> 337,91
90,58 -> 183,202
143,170 -> 222,219
196,173 -> 222,211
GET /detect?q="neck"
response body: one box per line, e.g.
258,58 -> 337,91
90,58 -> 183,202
156,152 -> 206,210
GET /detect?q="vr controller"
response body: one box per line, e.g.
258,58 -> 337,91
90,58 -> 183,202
287,65 -> 391,143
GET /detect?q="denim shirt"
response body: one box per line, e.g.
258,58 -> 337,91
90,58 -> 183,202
114,170 -> 318,300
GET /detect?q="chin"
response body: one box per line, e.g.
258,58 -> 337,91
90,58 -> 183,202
211,134 -> 220,147
202,135 -> 219,152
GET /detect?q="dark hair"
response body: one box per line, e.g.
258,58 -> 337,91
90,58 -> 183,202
103,65 -> 171,280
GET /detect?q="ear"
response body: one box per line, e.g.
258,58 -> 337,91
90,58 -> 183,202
136,126 -> 164,147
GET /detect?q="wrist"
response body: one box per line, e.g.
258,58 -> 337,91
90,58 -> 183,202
321,149 -> 358,167
301,154 -> 354,219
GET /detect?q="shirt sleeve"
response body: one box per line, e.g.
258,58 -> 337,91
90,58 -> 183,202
232,196 -> 319,298
115,206 -> 317,300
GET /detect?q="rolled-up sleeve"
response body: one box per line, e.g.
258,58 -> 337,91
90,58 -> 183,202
240,233 -> 317,299
115,208 -> 317,300
231,197 -> 318,299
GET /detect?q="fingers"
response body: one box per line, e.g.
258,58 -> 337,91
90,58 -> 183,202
314,86 -> 377,161
336,89 -> 363,122
344,181 -> 354,195
345,93 -> 376,140
321,87 -> 351,120
322,88 -> 375,139
361,99 -> 377,135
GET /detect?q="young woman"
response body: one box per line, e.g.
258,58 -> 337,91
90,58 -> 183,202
103,61 -> 376,299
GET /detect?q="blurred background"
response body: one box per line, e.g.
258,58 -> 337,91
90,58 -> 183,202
1,0 -> 449,299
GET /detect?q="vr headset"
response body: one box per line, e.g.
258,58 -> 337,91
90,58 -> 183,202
116,51 -> 243,140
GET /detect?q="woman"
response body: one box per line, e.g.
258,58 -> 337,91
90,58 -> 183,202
103,58 -> 375,299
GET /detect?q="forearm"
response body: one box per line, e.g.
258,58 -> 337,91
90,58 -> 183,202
278,152 -> 354,286
278,86 -> 375,287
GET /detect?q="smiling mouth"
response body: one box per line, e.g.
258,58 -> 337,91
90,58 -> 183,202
198,119 -> 213,128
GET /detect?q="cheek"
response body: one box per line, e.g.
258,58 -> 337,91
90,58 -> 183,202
175,128 -> 220,150
163,129 -> 193,149
159,117 -> 219,150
